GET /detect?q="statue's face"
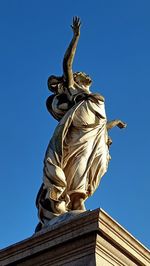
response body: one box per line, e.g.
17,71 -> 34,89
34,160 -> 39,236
74,72 -> 92,88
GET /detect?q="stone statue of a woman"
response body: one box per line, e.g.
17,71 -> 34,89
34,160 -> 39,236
36,17 -> 126,231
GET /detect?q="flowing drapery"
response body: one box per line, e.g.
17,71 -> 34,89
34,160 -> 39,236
36,92 -> 110,225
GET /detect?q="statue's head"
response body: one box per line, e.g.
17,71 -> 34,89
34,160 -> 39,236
73,72 -> 92,90
47,75 -> 64,93
47,72 -> 92,93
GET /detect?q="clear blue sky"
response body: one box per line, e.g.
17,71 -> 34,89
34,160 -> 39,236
0,0 -> 150,249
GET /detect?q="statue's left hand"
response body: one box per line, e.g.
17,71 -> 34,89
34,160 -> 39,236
117,120 -> 127,129
71,16 -> 81,36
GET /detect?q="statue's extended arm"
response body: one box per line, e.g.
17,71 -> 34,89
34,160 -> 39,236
107,120 -> 127,131
106,120 -> 127,148
63,17 -> 81,88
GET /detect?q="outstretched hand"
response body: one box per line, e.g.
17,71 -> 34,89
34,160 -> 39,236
117,120 -> 127,129
71,16 -> 81,36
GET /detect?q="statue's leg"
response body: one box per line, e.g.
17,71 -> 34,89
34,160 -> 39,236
69,193 -> 86,210
64,146 -> 93,211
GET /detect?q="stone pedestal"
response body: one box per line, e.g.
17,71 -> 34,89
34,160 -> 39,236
0,209 -> 149,265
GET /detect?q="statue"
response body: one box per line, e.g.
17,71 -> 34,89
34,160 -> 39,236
35,17 -> 126,231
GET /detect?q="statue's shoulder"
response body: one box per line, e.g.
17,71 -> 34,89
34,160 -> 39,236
90,93 -> 105,102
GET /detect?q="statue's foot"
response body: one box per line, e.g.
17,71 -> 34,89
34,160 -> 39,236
76,199 -> 86,211
51,200 -> 67,214
56,200 -> 67,213
70,194 -> 86,211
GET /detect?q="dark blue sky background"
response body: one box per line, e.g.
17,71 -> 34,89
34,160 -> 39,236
0,0 -> 150,249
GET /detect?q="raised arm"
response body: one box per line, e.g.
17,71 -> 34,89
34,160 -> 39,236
63,17 -> 81,88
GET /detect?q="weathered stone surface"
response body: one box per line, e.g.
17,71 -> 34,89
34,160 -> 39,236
0,209 -> 149,265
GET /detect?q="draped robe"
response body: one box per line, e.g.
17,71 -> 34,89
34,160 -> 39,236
36,89 -> 110,225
